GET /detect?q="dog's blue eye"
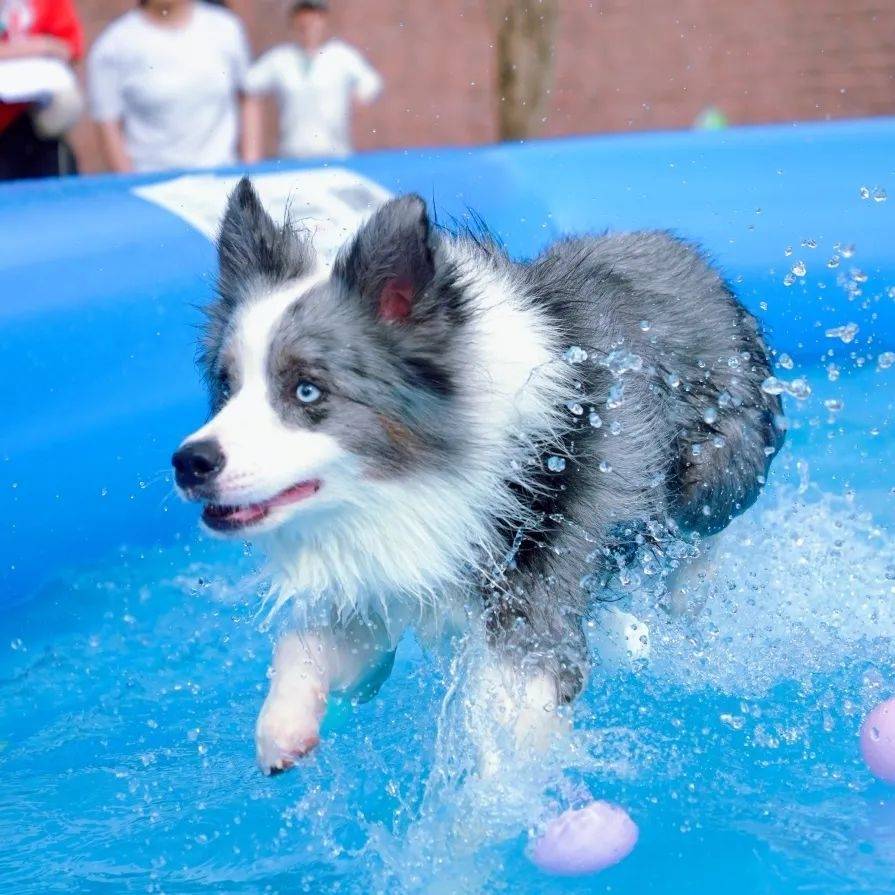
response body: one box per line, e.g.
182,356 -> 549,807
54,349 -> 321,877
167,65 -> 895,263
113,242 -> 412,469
295,381 -> 322,404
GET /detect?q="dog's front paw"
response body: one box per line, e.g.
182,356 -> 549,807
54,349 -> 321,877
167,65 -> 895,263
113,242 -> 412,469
255,687 -> 326,775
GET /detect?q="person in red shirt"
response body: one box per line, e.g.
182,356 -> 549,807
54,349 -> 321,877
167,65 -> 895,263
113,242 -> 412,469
0,0 -> 84,180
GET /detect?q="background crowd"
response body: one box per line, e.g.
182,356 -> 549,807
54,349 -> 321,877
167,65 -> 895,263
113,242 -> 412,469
0,0 -> 380,179
0,0 -> 893,182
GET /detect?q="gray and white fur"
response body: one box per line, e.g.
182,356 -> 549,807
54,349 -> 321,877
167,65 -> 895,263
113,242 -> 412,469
173,178 -> 784,774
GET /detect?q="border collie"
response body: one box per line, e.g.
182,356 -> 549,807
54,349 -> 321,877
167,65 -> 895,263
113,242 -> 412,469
173,178 -> 784,774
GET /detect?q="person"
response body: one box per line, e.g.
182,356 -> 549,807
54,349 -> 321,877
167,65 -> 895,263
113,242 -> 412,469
0,0 -> 84,180
243,0 -> 381,161
86,0 -> 252,174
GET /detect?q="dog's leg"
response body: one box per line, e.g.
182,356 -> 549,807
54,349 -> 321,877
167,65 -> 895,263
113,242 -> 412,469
665,535 -> 718,619
255,612 -> 398,775
470,658 -> 568,778
471,596 -> 590,776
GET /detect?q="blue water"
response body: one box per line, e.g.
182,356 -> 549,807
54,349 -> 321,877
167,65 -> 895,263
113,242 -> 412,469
2,357 -> 894,894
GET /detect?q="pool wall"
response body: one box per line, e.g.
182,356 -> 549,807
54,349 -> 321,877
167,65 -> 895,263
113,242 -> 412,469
1,118 -> 893,606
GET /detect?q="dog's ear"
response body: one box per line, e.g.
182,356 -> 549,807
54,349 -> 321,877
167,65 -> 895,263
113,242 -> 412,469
216,177 -> 313,306
334,194 -> 435,323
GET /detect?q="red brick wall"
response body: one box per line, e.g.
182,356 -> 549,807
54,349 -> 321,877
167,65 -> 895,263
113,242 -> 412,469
68,0 -> 895,173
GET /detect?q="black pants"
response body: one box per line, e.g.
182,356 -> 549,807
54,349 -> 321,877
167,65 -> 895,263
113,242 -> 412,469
0,112 -> 78,182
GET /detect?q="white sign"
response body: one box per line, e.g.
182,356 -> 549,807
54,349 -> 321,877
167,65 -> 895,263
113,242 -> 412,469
133,167 -> 392,262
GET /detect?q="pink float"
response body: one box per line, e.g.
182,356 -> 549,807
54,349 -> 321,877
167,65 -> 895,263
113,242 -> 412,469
528,799 -> 639,876
861,698 -> 895,783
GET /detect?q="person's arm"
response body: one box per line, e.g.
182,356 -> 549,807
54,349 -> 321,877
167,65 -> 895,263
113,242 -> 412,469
86,29 -> 132,173
95,120 -> 133,173
240,94 -> 263,164
347,47 -> 382,106
228,19 -> 262,165
0,35 -> 72,61
240,50 -> 278,163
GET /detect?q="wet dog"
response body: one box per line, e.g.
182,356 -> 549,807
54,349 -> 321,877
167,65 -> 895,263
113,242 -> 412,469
172,178 -> 783,774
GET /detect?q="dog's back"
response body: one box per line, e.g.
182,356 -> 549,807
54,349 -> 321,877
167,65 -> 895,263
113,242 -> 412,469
521,230 -> 784,539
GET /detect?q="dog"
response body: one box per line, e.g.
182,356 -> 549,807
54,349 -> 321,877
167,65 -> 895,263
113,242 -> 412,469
172,177 -> 784,775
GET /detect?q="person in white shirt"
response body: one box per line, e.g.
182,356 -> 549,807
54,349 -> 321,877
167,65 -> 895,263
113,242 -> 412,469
87,0 -> 252,174
243,0 -> 381,161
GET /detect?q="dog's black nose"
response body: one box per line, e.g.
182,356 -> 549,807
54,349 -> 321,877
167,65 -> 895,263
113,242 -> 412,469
172,439 -> 225,489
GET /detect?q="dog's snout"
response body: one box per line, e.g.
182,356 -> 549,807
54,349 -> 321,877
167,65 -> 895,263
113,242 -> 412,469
172,439 -> 225,489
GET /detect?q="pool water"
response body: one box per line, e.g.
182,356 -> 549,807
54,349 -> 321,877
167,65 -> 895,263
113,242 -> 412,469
2,359 -> 893,894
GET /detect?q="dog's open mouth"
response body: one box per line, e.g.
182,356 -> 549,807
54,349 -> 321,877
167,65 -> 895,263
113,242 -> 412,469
202,480 -> 321,532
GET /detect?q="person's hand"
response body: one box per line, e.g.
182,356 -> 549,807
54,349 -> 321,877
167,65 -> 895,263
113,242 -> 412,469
32,35 -> 73,62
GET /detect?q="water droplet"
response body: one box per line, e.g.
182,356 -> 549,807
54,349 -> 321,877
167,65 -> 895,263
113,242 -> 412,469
720,713 -> 745,731
791,260 -> 807,277
691,443 -> 703,457
665,371 -> 681,389
565,401 -> 584,416
783,273 -> 796,287
563,346 -> 588,364
825,322 -> 859,343
796,458 -> 810,493
859,186 -> 871,200
609,420 -> 622,435
827,256 -> 840,269
827,363 -> 840,381
604,349 -> 643,377
777,353 -> 794,370
873,187 -> 887,203
878,352 -> 895,370
546,456 -> 566,473
598,460 -> 613,473
639,320 -> 651,332
606,383 -> 625,409
840,244 -> 855,259
823,398 -> 843,412
588,411 -> 603,428
787,378 -> 811,400
761,376 -> 786,396
703,407 -> 718,424
800,238 -> 818,249
784,245 -> 793,257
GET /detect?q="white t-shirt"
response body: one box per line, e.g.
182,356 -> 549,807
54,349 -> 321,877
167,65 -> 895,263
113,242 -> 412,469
246,39 -> 381,159
87,4 -> 249,173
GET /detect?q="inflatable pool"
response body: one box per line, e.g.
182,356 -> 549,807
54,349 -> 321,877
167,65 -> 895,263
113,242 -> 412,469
1,118 -> 893,893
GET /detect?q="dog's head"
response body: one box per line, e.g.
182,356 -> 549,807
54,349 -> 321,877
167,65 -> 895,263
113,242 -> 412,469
172,178 -> 466,537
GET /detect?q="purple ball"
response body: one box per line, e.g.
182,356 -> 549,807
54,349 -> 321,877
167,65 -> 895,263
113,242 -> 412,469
861,698 -> 895,783
528,800 -> 639,876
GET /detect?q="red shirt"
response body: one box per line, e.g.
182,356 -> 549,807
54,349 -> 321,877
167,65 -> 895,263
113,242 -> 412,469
0,0 -> 84,132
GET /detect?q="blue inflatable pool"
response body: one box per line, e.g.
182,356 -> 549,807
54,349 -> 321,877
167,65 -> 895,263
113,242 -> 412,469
1,119 -> 893,894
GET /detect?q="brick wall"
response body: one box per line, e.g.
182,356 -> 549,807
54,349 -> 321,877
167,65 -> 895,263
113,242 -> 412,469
68,0 -> 895,173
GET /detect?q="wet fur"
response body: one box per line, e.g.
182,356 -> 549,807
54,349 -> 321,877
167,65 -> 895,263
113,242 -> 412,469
195,178 -> 784,707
